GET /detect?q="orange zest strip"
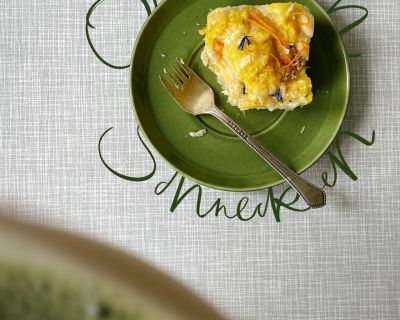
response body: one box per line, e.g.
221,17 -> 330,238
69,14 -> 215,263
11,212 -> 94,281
246,10 -> 287,46
274,52 -> 301,71
268,53 -> 281,68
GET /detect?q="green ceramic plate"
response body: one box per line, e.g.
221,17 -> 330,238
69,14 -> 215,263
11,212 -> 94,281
130,0 -> 349,191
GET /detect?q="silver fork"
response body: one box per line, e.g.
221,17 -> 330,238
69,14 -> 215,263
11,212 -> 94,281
160,58 -> 326,208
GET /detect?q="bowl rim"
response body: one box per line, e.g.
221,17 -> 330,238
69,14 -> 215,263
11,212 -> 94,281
0,216 -> 226,319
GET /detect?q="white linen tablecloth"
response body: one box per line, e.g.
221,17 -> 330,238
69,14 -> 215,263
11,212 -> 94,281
1,0 -> 399,318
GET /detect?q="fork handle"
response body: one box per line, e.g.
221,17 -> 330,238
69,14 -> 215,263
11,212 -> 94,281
210,108 -> 326,209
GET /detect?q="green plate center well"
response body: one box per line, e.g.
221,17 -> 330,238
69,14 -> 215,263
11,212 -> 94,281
130,0 -> 349,191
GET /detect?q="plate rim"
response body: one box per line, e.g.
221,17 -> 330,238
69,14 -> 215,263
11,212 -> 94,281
129,0 -> 350,192
0,217 -> 225,319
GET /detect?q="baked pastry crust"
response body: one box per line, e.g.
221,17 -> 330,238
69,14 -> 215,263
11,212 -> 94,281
200,3 -> 314,111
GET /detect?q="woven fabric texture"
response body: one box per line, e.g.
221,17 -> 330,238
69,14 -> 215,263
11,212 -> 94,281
1,0 -> 399,319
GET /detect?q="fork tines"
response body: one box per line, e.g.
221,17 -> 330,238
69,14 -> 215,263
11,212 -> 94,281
159,58 -> 194,90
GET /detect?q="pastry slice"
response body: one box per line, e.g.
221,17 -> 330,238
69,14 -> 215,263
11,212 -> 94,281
199,3 -> 314,111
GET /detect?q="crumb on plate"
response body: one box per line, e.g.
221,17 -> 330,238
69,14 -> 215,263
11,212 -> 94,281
188,129 -> 207,138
